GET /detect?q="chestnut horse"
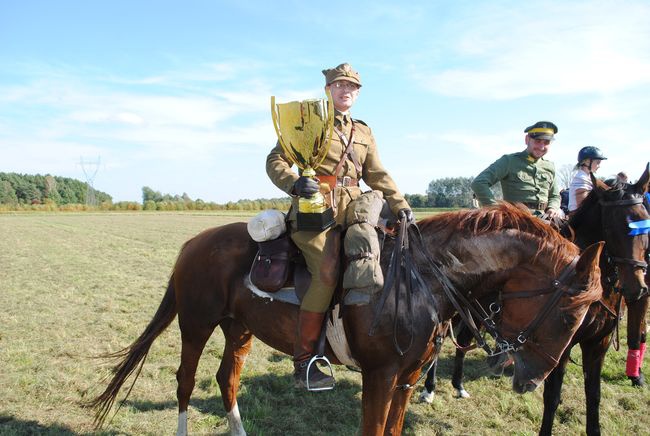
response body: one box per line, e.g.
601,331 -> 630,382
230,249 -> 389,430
88,203 -> 604,435
420,165 -> 650,436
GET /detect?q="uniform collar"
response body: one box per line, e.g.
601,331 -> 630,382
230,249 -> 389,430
519,149 -> 543,163
334,110 -> 351,127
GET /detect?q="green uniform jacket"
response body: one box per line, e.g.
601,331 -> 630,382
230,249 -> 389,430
266,113 -> 409,226
471,150 -> 560,210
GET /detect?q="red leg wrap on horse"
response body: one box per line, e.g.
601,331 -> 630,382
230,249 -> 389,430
626,349 -> 641,377
640,343 -> 647,369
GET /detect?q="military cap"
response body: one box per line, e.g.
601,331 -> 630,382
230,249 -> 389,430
524,121 -> 558,140
322,63 -> 362,87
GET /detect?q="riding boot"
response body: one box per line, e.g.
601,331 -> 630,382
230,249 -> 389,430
293,310 -> 335,390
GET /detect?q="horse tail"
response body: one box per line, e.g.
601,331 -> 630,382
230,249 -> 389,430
86,275 -> 178,428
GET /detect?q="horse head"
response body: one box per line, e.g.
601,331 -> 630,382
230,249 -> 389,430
418,204 -> 605,394
498,241 -> 604,393
591,163 -> 649,302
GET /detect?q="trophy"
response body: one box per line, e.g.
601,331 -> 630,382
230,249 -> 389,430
271,91 -> 336,231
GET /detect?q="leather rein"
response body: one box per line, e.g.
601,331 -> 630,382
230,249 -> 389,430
370,219 -> 583,361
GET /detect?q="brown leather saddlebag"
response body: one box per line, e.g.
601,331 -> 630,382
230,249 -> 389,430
250,234 -> 298,292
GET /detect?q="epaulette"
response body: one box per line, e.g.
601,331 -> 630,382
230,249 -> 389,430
352,118 -> 368,127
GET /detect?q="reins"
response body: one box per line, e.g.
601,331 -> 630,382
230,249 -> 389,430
368,219 -> 437,356
374,219 -> 584,359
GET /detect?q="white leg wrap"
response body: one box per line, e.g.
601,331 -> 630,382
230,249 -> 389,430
176,410 -> 188,436
419,389 -> 434,403
456,388 -> 470,398
227,402 -> 247,436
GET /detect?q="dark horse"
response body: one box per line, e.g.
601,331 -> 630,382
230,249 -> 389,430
420,164 -> 650,436
88,203 -> 604,435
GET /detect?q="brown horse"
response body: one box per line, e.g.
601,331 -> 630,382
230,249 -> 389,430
420,164 -> 650,436
539,169 -> 648,435
88,203 -> 604,435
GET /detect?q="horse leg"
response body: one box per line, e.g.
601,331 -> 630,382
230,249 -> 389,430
582,336 -> 611,436
216,319 -> 253,436
452,324 -> 472,398
626,295 -> 649,387
385,372 -> 420,435
419,360 -> 437,403
538,352 -> 570,436
361,367 -> 398,436
176,322 -> 216,436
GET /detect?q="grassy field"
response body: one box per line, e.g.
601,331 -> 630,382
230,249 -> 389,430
1,211 -> 649,435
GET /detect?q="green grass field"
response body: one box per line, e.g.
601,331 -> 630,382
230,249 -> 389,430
1,211 -> 649,435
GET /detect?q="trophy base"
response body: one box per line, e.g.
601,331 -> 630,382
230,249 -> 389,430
297,208 -> 335,232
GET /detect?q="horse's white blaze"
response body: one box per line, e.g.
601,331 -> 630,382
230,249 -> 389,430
227,402 -> 247,436
419,389 -> 434,403
176,410 -> 188,436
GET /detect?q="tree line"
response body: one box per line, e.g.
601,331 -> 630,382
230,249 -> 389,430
0,172 -> 112,206
0,173 -> 499,211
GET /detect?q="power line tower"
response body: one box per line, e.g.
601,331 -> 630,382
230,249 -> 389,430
79,156 -> 101,206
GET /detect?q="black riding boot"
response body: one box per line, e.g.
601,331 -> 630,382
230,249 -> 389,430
293,310 -> 335,390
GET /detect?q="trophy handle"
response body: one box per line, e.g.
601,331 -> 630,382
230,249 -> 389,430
271,96 -> 303,169
309,89 -> 335,172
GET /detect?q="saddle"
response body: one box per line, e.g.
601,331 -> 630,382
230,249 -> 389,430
249,192 -> 393,305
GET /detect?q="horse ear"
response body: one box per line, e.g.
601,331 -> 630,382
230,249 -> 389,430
590,173 -> 607,197
575,241 -> 605,277
633,162 -> 650,195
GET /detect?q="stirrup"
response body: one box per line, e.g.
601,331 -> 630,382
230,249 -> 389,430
306,355 -> 335,392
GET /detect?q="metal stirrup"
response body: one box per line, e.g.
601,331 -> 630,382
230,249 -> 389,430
306,355 -> 335,391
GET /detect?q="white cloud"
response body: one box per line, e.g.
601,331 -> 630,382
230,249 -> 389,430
415,1 -> 650,99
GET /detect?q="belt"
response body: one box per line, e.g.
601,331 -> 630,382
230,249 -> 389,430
317,175 -> 359,189
522,201 -> 548,210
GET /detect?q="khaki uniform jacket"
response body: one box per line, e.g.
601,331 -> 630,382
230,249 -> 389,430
471,150 -> 560,210
266,112 -> 409,226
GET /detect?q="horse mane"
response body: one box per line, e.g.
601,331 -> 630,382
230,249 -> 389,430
418,202 -> 579,273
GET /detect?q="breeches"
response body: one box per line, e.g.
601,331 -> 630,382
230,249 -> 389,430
290,226 -> 340,313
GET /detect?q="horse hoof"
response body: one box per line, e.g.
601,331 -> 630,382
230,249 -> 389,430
630,375 -> 645,387
456,388 -> 470,398
419,390 -> 434,403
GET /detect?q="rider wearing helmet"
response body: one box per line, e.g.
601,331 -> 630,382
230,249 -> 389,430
568,146 -> 607,212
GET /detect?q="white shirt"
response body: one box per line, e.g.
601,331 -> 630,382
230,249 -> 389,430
568,168 -> 592,211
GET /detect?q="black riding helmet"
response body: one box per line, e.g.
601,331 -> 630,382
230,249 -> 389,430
578,146 -> 607,162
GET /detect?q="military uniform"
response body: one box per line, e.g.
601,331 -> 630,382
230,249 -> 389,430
471,121 -> 560,215
471,150 -> 560,213
266,110 -> 408,312
268,62 -> 410,390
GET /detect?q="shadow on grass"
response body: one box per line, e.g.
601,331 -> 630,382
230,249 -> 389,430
0,414 -> 121,436
434,352 -> 513,384
121,372 -> 364,435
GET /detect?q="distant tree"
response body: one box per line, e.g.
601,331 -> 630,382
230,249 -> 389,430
556,164 -> 576,190
426,176 -> 474,208
0,180 -> 18,204
404,193 -> 428,208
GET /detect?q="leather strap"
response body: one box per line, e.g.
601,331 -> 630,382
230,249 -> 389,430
316,175 -> 358,190
333,122 -> 361,177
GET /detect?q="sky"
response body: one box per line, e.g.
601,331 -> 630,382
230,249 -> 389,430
1,0 -> 649,203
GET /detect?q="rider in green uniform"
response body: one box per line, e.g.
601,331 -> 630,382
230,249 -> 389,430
471,121 -> 562,218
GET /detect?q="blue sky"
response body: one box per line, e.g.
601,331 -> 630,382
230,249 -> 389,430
1,0 -> 649,203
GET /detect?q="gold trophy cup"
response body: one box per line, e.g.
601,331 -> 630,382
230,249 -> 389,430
271,92 -> 335,231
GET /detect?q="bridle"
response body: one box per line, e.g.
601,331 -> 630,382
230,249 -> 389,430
600,196 -> 649,273
406,224 -> 584,360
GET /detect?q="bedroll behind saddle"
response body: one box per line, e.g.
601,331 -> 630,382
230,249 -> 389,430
342,190 -> 385,294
